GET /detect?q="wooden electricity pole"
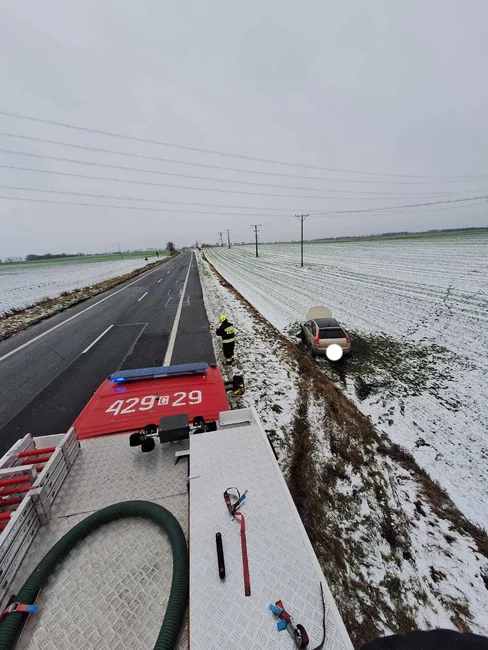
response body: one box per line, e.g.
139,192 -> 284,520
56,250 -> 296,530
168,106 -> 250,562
251,224 -> 261,257
295,214 -> 309,267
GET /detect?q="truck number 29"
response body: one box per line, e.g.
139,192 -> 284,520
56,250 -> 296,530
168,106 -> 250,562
105,391 -> 202,417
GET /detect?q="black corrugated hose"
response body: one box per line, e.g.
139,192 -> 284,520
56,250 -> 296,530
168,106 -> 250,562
0,500 -> 188,650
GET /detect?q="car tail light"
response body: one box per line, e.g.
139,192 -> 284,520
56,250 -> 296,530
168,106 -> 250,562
343,331 -> 350,344
314,334 -> 320,345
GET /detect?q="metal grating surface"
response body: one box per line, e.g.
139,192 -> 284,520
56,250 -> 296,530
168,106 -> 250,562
189,412 -> 354,650
12,435 -> 189,650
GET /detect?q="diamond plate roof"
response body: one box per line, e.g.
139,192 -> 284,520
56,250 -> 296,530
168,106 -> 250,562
189,409 -> 353,650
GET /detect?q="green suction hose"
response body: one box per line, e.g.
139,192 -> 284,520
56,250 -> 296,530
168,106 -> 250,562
0,500 -> 188,650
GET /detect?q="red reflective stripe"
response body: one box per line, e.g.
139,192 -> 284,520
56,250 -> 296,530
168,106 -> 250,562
18,447 -> 55,458
0,513 -> 12,521
234,513 -> 251,596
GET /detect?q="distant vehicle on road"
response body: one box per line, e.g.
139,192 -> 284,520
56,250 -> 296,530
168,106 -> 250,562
300,306 -> 351,357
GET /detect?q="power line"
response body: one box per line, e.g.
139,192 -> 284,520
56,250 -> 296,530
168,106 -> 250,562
6,184 -> 488,215
1,109 -> 486,181
2,149 -> 482,197
0,131 -> 486,186
1,184 -> 485,217
0,183 -> 302,212
0,195 -> 289,217
4,162 -> 476,206
2,194 -> 485,221
12,181 -> 488,219
329,201 -> 487,218
2,161 -> 396,202
305,195 -> 488,216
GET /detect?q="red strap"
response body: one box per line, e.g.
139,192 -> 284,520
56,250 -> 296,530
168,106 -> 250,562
12,604 -> 29,613
275,600 -> 292,624
234,512 -> 251,596
0,603 -> 38,621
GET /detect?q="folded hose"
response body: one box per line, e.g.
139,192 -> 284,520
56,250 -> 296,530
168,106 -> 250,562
0,500 -> 188,650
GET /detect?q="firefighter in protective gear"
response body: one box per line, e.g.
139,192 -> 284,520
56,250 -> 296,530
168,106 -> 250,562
216,315 -> 235,365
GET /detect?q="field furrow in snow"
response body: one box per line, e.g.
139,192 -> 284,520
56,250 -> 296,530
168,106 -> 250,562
205,234 -> 488,529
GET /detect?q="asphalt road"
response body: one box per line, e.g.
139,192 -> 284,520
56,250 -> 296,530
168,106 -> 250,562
0,251 -> 215,455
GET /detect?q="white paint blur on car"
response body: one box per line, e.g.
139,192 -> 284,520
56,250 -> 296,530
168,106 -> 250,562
326,343 -> 343,361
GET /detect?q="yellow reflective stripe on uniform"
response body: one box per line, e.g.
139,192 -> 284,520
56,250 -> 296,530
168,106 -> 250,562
222,325 -> 235,343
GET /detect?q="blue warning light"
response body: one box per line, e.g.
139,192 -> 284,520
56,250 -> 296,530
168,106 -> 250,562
109,363 -> 208,384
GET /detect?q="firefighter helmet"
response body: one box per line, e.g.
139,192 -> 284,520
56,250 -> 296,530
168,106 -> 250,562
219,314 -> 227,323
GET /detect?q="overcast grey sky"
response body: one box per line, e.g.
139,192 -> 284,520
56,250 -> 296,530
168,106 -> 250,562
1,0 -> 488,257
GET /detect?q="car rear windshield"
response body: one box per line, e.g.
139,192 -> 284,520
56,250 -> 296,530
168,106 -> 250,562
319,328 -> 345,339
315,318 -> 340,328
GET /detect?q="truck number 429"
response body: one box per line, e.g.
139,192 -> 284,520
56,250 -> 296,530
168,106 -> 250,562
105,391 -> 202,417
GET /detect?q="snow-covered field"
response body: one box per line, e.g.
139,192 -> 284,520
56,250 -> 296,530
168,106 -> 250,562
0,259 -> 152,314
198,251 -> 488,644
205,234 -> 488,530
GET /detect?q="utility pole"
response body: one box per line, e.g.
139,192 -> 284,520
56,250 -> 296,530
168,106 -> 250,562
218,232 -> 224,247
295,214 -> 309,267
226,229 -> 231,249
117,242 -> 123,260
251,224 -> 261,258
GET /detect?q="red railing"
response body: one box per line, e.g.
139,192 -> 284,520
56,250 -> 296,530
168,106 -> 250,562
0,445 -> 55,533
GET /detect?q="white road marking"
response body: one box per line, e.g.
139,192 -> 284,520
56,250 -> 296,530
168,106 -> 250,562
157,278 -> 163,283
0,263 -> 165,363
163,258 -> 192,366
137,292 -> 148,302
81,325 -> 114,354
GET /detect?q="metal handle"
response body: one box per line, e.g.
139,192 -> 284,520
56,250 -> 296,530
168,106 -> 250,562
216,532 -> 225,579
